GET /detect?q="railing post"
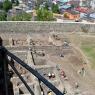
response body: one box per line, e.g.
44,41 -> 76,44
0,37 -> 14,95
0,37 -> 7,95
0,37 -> 2,46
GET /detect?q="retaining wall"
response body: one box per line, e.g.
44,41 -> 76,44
0,22 -> 95,33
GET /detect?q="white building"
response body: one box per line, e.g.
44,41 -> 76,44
0,0 -> 11,2
80,0 -> 91,7
91,0 -> 95,10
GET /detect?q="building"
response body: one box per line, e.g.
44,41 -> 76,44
0,0 -> 11,2
79,0 -> 91,7
81,11 -> 95,22
59,4 -> 72,13
59,0 -> 70,2
75,7 -> 89,18
90,0 -> 95,10
59,4 -> 71,10
7,7 -> 24,20
67,0 -> 80,7
64,10 -> 80,20
75,7 -> 89,13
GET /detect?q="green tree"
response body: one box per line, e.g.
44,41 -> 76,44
44,2 -> 49,10
64,13 -> 69,18
0,2 -> 3,9
3,0 -> 12,12
36,8 -> 54,21
11,0 -> 15,3
36,0 -> 44,7
15,0 -> 19,6
10,12 -> 32,21
52,3 -> 59,13
0,11 -> 7,21
11,0 -> 19,6
71,4 -> 75,8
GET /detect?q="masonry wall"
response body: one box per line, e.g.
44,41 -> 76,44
0,22 -> 95,47
0,22 -> 95,33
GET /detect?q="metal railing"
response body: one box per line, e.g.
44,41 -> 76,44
0,37 -> 64,95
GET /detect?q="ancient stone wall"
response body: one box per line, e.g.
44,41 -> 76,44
0,22 -> 95,33
0,22 -> 95,47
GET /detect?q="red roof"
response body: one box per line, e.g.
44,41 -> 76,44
75,7 -> 89,13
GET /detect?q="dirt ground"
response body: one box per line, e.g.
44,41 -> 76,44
45,45 -> 95,95
4,32 -> 95,95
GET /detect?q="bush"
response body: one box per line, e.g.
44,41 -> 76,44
12,0 -> 19,6
52,3 -> 59,13
64,13 -> 69,18
36,8 -> 54,21
11,12 -> 32,21
0,11 -> 7,21
3,0 -> 12,12
15,0 -> 19,6
0,2 -> 3,9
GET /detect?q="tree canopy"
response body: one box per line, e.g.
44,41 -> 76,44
51,3 -> 59,13
36,8 -> 54,21
0,2 -> 3,9
11,0 -> 19,6
3,0 -> 12,12
15,0 -> 19,6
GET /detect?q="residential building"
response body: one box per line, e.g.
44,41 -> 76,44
90,0 -> 95,10
80,11 -> 95,22
64,10 -> 80,20
80,0 -> 91,7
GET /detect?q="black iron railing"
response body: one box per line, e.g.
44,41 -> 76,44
0,37 -> 64,95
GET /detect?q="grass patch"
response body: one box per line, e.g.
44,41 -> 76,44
81,45 -> 95,68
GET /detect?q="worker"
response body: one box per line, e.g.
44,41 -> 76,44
63,88 -> 67,94
48,72 -> 52,79
60,54 -> 64,57
78,67 -> 85,77
56,65 -> 60,71
75,82 -> 79,89
41,91 -> 44,95
61,70 -> 66,78
48,91 -> 52,95
81,67 -> 85,77
52,73 -> 55,78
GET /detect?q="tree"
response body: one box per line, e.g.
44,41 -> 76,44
10,12 -> 32,21
71,4 -> 74,8
52,3 -> 59,13
11,0 -> 15,3
44,2 -> 49,10
36,0 -> 45,7
64,13 -> 69,18
3,0 -> 12,12
11,0 -> 19,6
0,11 -> 7,21
36,8 -> 54,21
0,2 -> 3,9
15,0 -> 19,6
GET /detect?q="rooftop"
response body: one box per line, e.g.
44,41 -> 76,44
67,10 -> 80,15
59,4 -> 71,9
75,7 -> 89,13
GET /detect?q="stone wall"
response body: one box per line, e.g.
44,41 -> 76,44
0,22 -> 95,33
0,22 -> 95,47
